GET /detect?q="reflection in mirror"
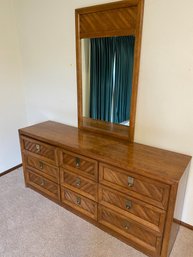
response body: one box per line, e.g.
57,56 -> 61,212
82,36 -> 135,126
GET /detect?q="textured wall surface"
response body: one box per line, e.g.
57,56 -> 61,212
0,0 -> 26,172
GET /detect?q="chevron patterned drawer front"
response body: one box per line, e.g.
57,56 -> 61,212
21,136 -> 58,165
60,169 -> 98,201
98,205 -> 162,257
26,169 -> 60,201
61,150 -> 98,181
25,154 -> 59,183
61,187 -> 97,220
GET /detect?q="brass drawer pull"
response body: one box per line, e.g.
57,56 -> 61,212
35,144 -> 41,153
75,157 -> 80,168
40,179 -> 45,186
123,222 -> 130,230
39,161 -> 44,169
125,200 -> 132,210
76,178 -> 81,187
76,197 -> 81,205
128,176 -> 134,187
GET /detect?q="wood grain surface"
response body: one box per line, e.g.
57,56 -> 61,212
19,121 -> 191,184
26,169 -> 60,200
99,185 -> 166,233
60,169 -> 98,201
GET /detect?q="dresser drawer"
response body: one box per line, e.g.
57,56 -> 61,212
26,170 -> 60,200
99,163 -> 170,210
61,187 -> 97,220
60,169 -> 98,201
98,205 -> 162,256
99,185 -> 166,233
61,150 -> 98,181
21,136 -> 58,165
25,154 -> 59,183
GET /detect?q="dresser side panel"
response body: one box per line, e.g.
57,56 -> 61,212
168,164 -> 191,256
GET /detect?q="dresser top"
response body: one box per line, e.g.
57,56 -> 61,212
19,121 -> 191,184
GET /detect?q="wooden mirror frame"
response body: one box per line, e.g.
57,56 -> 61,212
75,0 -> 144,141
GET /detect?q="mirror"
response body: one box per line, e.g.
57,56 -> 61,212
76,0 -> 144,141
82,36 -> 135,127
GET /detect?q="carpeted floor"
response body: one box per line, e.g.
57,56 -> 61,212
0,168 -> 193,257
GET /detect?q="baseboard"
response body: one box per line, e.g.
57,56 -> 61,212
174,218 -> 193,231
0,164 -> 22,177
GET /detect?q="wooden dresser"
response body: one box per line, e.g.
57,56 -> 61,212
19,121 -> 191,257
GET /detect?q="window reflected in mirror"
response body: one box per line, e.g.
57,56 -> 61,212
82,36 -> 135,127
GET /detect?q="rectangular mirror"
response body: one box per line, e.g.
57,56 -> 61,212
76,0 -> 144,141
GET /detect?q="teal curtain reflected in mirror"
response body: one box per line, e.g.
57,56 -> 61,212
89,36 -> 135,124
90,37 -> 115,121
113,36 -> 135,123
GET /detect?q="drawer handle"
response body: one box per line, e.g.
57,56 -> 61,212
75,157 -> 80,168
39,161 -> 44,169
123,222 -> 130,230
125,200 -> 132,210
40,179 -> 45,186
35,144 -> 41,153
76,178 -> 81,187
76,197 -> 81,205
128,176 -> 134,187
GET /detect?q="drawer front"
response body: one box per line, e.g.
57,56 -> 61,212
61,150 -> 98,181
61,187 -> 97,220
99,163 -> 170,210
26,170 -> 60,200
25,154 -> 59,183
99,185 -> 166,233
60,169 -> 98,201
98,205 -> 162,256
22,137 -> 58,165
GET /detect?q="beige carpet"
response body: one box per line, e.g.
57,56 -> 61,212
0,168 -> 193,257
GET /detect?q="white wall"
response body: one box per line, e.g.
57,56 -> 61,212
0,0 -> 26,173
14,0 -> 114,126
13,0 -> 193,225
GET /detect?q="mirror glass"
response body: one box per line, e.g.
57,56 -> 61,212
81,36 -> 135,127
